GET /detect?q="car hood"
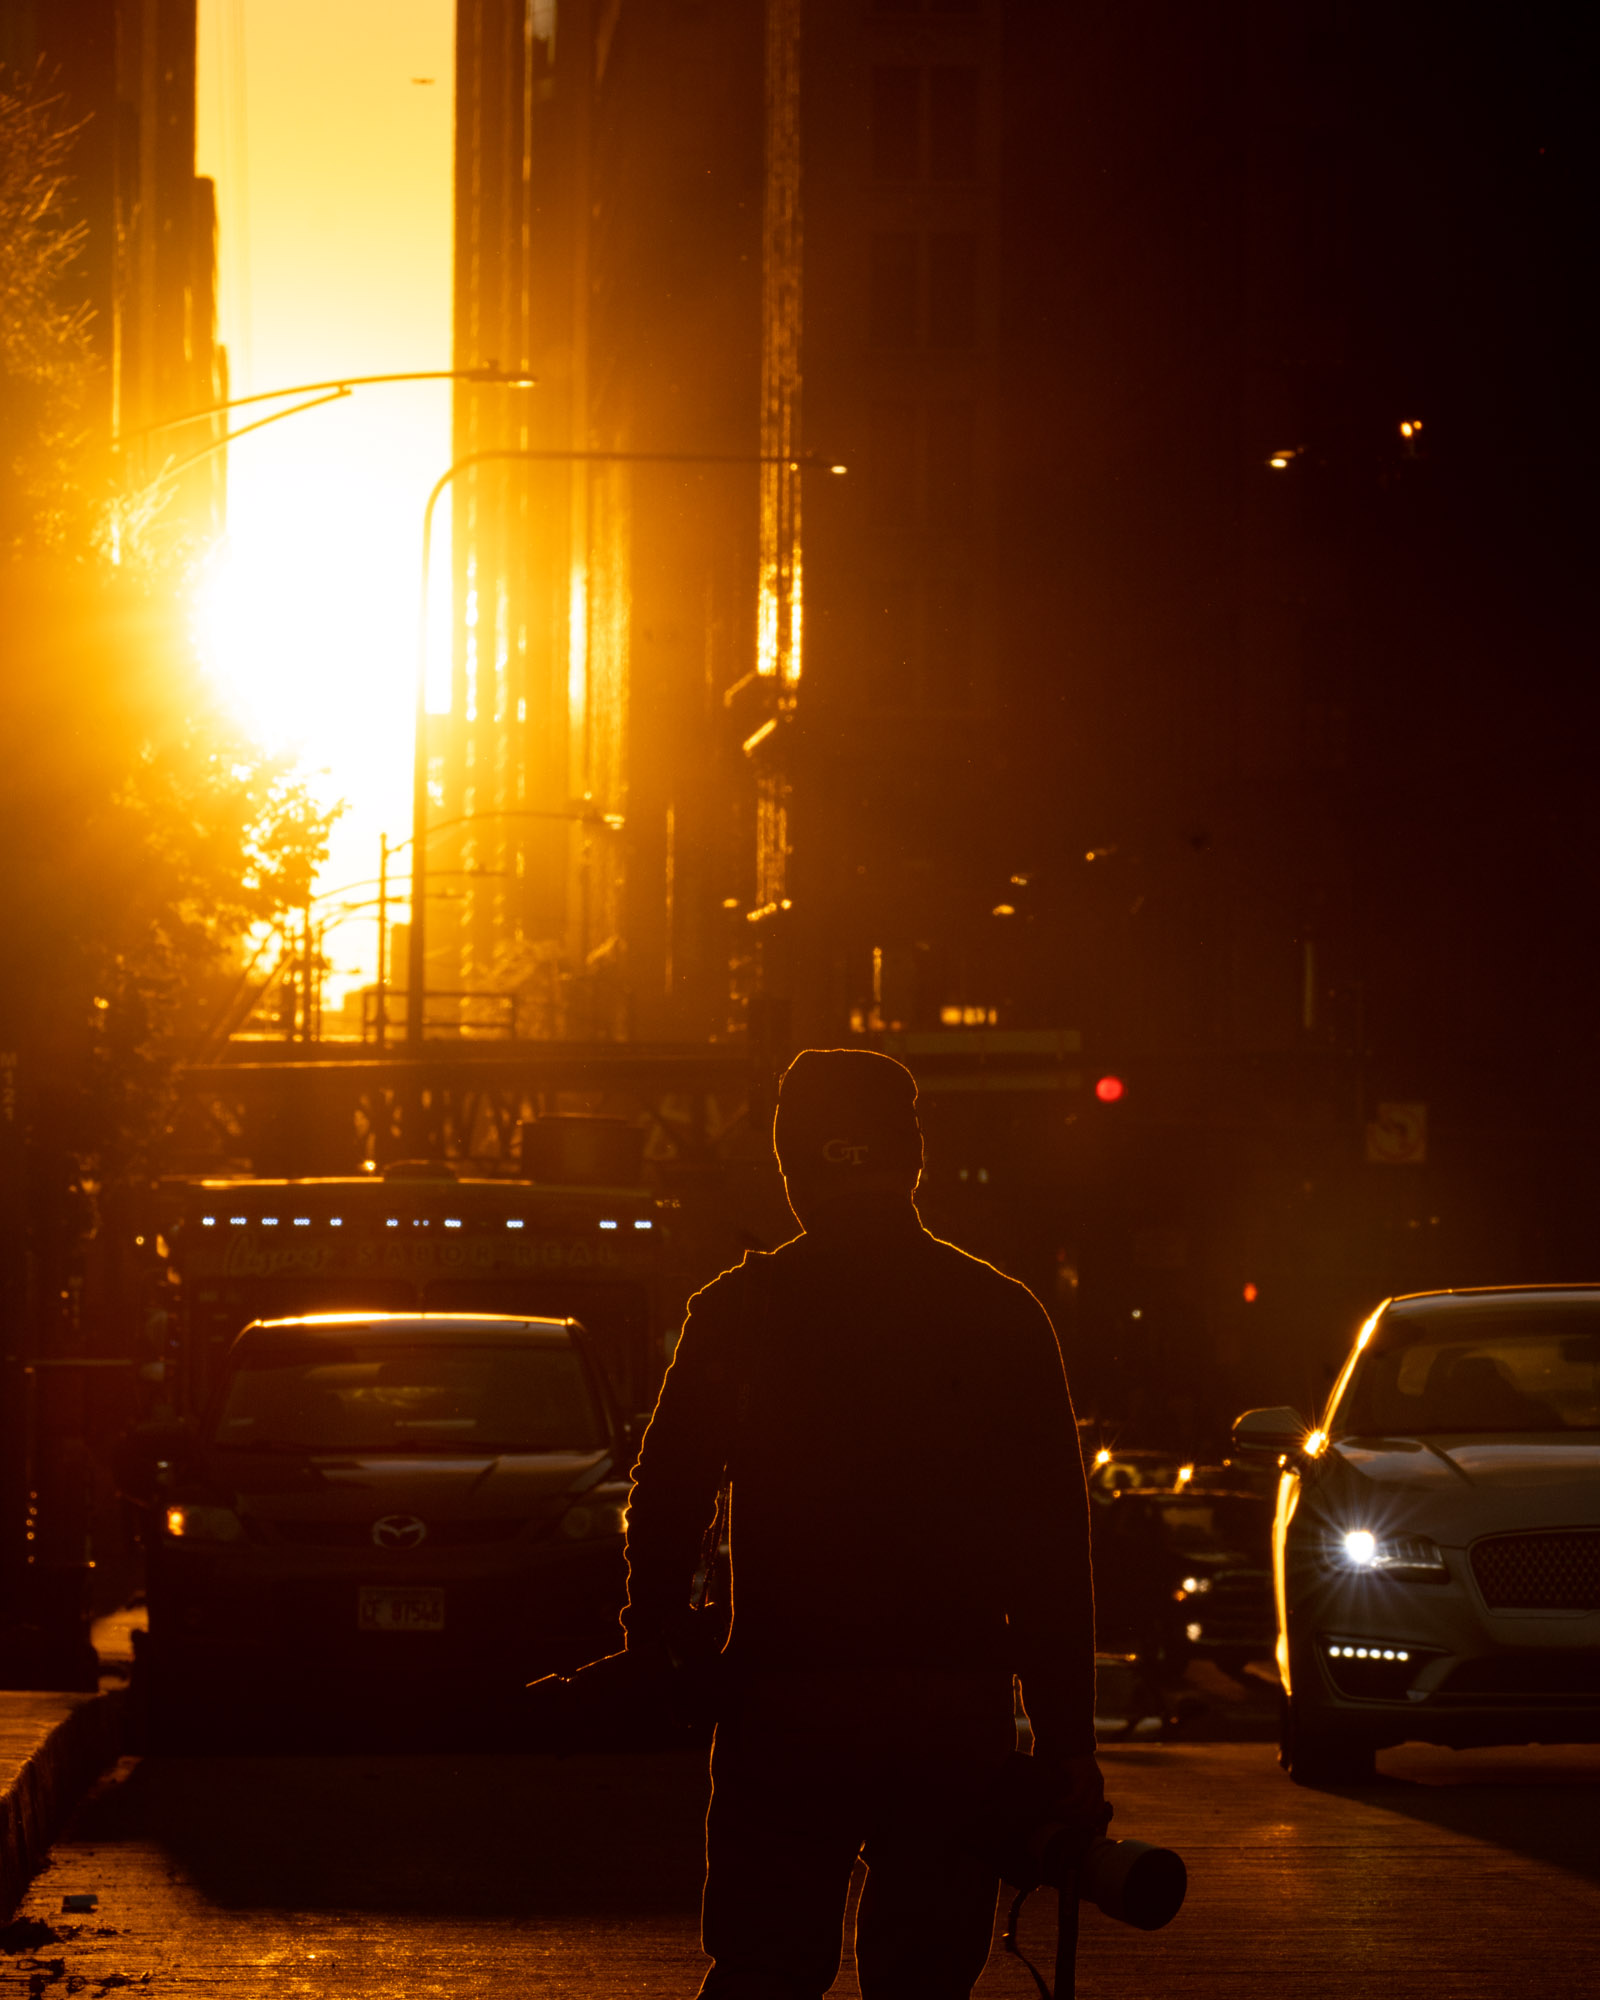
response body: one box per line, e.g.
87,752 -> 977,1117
205,1446 -> 615,1519
1316,1434 -> 1600,1540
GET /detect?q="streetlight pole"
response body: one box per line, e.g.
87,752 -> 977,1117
405,446 -> 845,1047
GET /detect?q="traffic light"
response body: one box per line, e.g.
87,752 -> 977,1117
1094,1074 -> 1125,1103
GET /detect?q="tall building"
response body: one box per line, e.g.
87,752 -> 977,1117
447,0 -> 1018,1049
1,0 -> 225,545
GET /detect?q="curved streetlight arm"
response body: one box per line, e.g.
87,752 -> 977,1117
384,803 -> 620,861
137,388 -> 351,493
122,368 -> 539,500
405,445 -> 846,1044
120,366 -> 536,445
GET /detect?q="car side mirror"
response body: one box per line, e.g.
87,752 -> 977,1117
1230,1406 -> 1313,1459
113,1420 -> 196,1502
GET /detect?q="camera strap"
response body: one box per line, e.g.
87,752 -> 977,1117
1001,1871 -> 1079,2000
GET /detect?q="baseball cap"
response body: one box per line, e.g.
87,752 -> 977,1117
772,1048 -> 923,1185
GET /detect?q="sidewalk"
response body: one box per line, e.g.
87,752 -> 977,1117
0,1687 -> 125,1918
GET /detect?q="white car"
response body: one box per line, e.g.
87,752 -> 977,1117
1233,1285 -> 1600,1783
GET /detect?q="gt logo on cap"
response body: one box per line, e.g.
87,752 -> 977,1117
822,1138 -> 870,1166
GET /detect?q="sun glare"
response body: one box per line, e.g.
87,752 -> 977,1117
196,0 -> 454,1011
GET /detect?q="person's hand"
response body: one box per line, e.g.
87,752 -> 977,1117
1034,1749 -> 1110,1840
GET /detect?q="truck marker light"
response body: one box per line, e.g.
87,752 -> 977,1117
506,1219 -> 524,1229
201,1216 -> 216,1227
230,1217 -> 247,1226
387,1218 -> 400,1228
330,1218 -> 342,1227
599,1220 -> 618,1230
634,1219 -> 652,1230
444,1219 -> 462,1228
261,1218 -> 279,1227
293,1218 -> 310,1227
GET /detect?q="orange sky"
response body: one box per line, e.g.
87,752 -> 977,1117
195,0 -> 454,1011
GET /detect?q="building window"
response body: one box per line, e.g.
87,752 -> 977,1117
929,68 -> 978,181
870,67 -> 920,179
928,233 -> 978,346
870,232 -> 919,346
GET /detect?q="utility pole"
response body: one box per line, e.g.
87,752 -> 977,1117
375,835 -> 389,1048
301,901 -> 314,1045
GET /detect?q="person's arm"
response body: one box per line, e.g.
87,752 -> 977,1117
1003,1292 -> 1099,1762
619,1266 -> 744,1649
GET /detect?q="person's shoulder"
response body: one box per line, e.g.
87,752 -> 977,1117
685,1242 -> 794,1317
917,1226 -> 1056,1327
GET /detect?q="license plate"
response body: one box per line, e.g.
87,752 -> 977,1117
358,1586 -> 445,1633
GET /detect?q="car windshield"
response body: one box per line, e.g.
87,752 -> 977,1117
212,1340 -> 605,1454
1335,1311 -> 1600,1435
1155,1496 -> 1268,1559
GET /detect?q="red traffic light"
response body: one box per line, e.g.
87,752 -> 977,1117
1094,1075 -> 1125,1103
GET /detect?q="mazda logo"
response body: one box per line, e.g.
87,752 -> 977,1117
371,1513 -> 428,1550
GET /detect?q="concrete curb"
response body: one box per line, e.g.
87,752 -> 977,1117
0,1688 -> 126,1919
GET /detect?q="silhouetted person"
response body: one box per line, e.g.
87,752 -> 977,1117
623,1048 -> 1100,1999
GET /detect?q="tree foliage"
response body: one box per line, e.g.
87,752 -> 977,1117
0,71 -> 337,1190
0,67 -> 93,552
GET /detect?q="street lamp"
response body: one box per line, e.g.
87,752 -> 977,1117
405,446 -> 847,1045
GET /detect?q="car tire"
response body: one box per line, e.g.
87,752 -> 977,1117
1279,1690 -> 1378,1786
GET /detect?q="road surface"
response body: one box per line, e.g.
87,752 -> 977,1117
3,1722 -> 1598,1998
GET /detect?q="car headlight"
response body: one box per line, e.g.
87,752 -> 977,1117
560,1490 -> 629,1540
1339,1529 -> 1448,1581
165,1504 -> 244,1543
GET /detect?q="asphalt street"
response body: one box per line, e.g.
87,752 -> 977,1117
3,1717 -> 1598,1999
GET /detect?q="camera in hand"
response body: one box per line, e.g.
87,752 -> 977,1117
524,1609 -> 728,1753
980,1753 -> 1186,1931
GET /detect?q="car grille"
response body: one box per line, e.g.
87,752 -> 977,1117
1470,1530 -> 1600,1611
274,1518 -> 528,1548
1192,1571 -> 1274,1646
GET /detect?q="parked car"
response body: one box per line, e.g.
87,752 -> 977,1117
1091,1478 -> 1275,1678
1085,1445 -> 1188,1501
1235,1285 -> 1600,1784
132,1314 -> 632,1739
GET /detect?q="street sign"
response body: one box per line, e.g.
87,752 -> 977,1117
1366,1102 -> 1427,1165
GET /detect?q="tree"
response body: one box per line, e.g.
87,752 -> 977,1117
0,69 -> 336,1291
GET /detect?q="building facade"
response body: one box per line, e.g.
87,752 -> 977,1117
2,0 -> 226,546
447,0 -> 1021,1052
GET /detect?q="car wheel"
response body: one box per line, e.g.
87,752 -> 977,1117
1278,1690 -> 1378,1786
